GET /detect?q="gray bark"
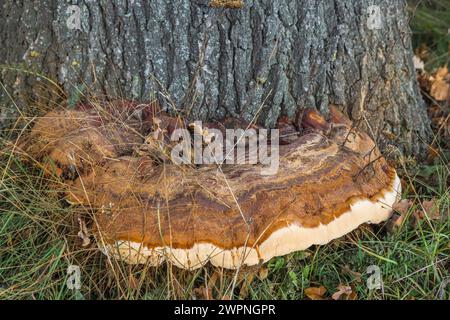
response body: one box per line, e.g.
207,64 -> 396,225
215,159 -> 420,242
0,0 -> 431,155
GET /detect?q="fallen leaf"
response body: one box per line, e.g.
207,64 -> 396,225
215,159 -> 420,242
193,285 -> 214,300
239,273 -> 255,299
435,66 -> 448,80
305,286 -> 327,300
77,217 -> 90,247
430,79 -> 449,101
393,199 -> 413,215
412,209 -> 425,226
429,66 -> 449,101
386,213 -> 406,233
332,284 -> 356,300
417,73 -> 430,91
422,198 -> 441,220
342,265 -> 362,283
387,199 -> 414,232
403,198 -> 442,226
193,271 -> 221,300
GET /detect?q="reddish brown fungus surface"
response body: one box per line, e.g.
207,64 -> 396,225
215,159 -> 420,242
20,101 -> 401,269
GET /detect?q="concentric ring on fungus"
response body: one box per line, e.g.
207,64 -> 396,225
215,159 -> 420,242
21,102 -> 401,270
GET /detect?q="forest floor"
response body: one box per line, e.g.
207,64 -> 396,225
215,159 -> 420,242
0,3 -> 449,300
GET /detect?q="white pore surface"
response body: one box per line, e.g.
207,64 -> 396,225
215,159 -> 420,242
100,173 -> 402,270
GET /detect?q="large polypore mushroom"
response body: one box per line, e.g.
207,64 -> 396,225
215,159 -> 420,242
22,101 -> 401,269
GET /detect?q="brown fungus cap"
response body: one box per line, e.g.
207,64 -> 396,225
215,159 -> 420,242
21,102 -> 401,269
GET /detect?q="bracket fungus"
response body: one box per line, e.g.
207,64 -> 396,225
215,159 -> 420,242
21,101 -> 401,270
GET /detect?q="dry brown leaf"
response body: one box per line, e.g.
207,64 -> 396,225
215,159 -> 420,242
193,271 -> 221,300
342,265 -> 362,283
77,217 -> 90,247
239,273 -> 255,299
258,267 -> 269,281
430,79 -> 449,101
435,66 -> 448,80
393,213 -> 406,226
388,198 -> 413,232
305,286 -> 327,300
405,198 -> 442,226
393,199 -> 413,215
422,198 -> 441,220
412,210 -> 425,226
417,73 -> 430,91
332,284 -> 355,300
386,213 -> 406,233
193,285 -> 214,300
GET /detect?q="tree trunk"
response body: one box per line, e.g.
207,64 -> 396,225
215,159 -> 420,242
0,0 -> 431,155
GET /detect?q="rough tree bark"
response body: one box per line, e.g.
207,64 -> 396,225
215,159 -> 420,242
0,0 -> 431,155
